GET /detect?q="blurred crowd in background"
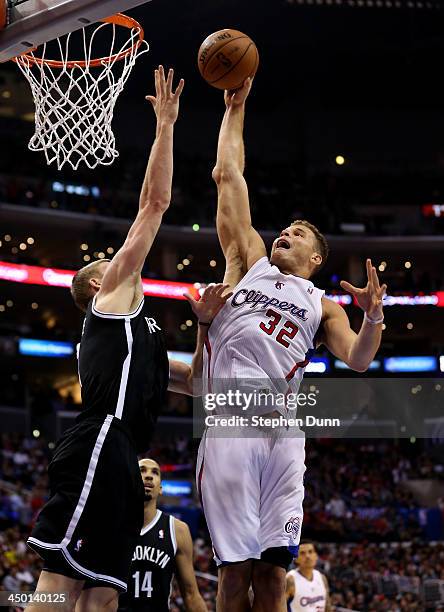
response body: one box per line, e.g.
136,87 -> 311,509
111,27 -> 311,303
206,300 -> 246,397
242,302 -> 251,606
1,433 -> 444,610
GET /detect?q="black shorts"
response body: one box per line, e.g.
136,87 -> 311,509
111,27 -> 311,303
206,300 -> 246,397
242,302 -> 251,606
28,415 -> 145,592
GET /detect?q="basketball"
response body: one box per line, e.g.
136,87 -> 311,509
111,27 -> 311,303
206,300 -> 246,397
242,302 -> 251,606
197,29 -> 259,90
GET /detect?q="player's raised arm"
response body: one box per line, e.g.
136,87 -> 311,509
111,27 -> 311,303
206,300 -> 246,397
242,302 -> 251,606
173,519 -> 207,612
319,259 -> 387,372
96,66 -> 184,312
212,78 -> 266,286
168,284 -> 232,395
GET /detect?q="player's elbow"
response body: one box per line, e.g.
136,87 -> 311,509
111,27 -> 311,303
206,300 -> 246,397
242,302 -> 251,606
182,586 -> 200,609
349,361 -> 369,373
212,164 -> 241,185
142,195 -> 171,214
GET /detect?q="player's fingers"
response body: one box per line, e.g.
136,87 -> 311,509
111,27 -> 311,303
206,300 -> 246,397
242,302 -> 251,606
183,292 -> 196,305
214,283 -> 228,296
366,258 -> 374,287
166,68 -> 174,95
174,78 -> 185,99
145,95 -> 156,106
371,265 -> 381,290
379,284 -> 387,298
218,283 -> 232,296
340,280 -> 361,295
158,65 -> 166,97
154,68 -> 160,97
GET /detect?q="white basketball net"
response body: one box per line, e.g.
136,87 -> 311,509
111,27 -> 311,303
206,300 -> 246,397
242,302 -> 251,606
14,20 -> 149,170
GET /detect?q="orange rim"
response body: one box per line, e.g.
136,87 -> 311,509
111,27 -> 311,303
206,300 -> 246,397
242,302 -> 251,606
12,13 -> 144,68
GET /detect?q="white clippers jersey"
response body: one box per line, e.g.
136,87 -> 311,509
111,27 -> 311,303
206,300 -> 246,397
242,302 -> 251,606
203,257 -> 324,409
288,569 -> 327,612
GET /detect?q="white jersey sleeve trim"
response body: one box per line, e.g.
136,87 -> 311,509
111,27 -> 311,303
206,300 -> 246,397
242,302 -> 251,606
170,516 -> 178,555
91,295 -> 144,320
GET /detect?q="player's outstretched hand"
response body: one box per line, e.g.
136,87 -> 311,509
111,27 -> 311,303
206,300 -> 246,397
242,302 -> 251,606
224,76 -> 253,108
184,283 -> 233,325
146,65 -> 184,125
340,258 -> 387,321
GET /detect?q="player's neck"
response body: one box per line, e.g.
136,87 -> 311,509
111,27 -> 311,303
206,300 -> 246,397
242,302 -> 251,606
277,264 -> 311,279
143,501 -> 158,526
299,567 -> 314,581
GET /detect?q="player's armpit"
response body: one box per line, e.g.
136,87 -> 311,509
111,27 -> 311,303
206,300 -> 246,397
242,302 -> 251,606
174,520 -> 207,612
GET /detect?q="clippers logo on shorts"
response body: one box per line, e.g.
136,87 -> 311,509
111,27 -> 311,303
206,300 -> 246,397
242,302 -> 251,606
231,288 -> 309,321
284,516 -> 301,538
145,317 -> 161,334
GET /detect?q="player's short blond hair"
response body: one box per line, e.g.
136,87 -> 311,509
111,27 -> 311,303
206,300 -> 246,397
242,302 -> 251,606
291,220 -> 329,272
70,259 -> 110,312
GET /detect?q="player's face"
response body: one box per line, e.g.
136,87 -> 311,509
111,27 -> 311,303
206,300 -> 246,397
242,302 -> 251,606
270,225 -> 320,274
296,544 -> 318,570
139,459 -> 162,502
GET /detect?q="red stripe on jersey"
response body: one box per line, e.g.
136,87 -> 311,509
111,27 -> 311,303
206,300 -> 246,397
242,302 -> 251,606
285,359 -> 309,382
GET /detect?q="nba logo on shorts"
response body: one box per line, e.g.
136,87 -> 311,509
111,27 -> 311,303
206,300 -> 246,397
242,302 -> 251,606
284,516 -> 301,539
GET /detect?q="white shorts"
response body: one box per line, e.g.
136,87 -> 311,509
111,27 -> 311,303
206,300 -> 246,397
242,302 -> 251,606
196,427 -> 305,565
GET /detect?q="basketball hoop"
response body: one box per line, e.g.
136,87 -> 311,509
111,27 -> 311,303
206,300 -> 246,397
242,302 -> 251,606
12,14 -> 149,170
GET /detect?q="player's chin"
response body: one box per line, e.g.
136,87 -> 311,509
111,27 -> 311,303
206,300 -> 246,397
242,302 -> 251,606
144,492 -> 152,501
270,249 -> 288,266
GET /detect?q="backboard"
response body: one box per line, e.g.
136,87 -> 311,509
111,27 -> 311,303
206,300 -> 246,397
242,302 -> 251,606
0,0 -> 152,62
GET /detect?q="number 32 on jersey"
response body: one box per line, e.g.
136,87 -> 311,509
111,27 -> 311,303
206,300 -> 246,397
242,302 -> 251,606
259,308 -> 299,348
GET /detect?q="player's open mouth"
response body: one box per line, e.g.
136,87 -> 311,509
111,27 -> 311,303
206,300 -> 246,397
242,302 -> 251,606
276,239 -> 290,250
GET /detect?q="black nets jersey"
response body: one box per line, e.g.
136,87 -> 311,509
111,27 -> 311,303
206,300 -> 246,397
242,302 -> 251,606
119,510 -> 177,611
77,295 -> 169,453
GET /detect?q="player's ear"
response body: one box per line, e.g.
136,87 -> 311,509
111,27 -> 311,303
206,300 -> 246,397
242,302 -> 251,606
89,276 -> 102,290
311,252 -> 322,267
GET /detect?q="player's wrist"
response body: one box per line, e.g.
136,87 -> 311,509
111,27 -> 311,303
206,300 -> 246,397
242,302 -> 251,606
157,118 -> 176,130
198,320 -> 212,327
364,310 -> 384,325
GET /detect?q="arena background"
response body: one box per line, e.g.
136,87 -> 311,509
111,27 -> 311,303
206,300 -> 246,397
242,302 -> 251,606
1,0 -> 444,610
